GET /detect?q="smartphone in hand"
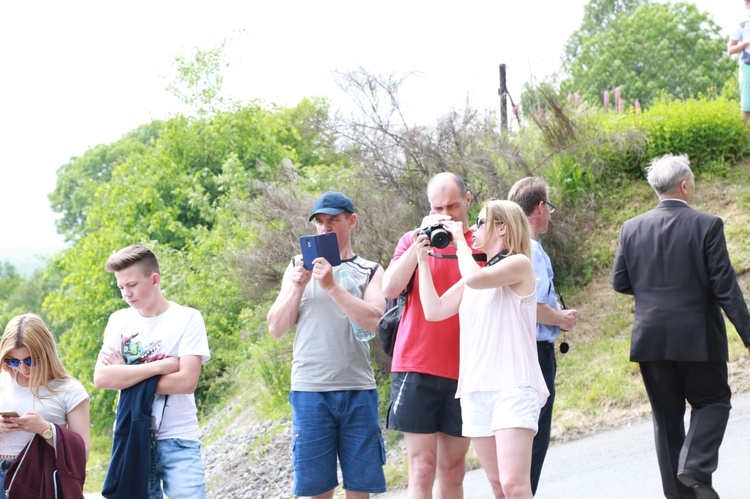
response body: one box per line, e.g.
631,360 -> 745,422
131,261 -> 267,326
300,233 -> 341,270
0,411 -> 19,418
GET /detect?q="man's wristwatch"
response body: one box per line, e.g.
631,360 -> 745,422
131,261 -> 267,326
41,422 -> 53,440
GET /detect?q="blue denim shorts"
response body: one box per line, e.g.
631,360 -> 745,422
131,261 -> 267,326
290,390 -> 386,496
148,438 -> 206,499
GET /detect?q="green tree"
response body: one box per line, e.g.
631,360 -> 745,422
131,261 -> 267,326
0,262 -> 63,344
0,262 -> 20,301
166,41 -> 230,115
563,1 -> 734,108
45,98 -> 337,432
49,123 -> 163,240
563,0 -> 649,66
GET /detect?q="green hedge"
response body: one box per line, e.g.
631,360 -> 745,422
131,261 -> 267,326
628,96 -> 750,172
561,96 -> 750,183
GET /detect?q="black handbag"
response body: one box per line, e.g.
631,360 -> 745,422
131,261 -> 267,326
378,273 -> 414,357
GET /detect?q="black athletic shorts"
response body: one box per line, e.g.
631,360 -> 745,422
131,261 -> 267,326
386,371 -> 464,437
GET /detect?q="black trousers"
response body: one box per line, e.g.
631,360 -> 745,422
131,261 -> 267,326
531,341 -> 556,495
639,360 -> 731,499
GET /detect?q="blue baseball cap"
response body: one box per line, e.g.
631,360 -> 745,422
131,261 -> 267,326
309,191 -> 355,221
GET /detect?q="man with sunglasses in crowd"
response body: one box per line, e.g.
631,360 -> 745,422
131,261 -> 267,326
509,177 -> 579,495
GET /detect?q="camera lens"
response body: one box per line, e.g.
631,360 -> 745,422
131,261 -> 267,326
430,228 -> 451,249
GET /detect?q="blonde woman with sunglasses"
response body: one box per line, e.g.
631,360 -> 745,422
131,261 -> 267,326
417,200 -> 549,499
0,313 -> 90,490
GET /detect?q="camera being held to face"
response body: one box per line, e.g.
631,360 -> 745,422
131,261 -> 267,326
420,222 -> 452,249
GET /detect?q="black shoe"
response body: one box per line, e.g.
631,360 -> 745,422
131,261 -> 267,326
677,473 -> 719,499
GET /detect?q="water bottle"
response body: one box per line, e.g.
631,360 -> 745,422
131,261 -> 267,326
339,269 -> 376,342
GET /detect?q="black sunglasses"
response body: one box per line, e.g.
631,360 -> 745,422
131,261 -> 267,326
476,216 -> 505,229
4,357 -> 33,368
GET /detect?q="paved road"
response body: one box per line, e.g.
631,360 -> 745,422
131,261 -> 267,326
377,391 -> 750,499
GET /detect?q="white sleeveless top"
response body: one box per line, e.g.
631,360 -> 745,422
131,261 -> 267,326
457,284 -> 549,406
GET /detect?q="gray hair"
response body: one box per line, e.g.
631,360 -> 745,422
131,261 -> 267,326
645,154 -> 692,195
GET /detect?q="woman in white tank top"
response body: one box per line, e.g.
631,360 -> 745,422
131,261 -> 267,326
416,199 -> 548,499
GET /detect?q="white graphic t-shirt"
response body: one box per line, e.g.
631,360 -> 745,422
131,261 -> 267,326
103,302 -> 210,440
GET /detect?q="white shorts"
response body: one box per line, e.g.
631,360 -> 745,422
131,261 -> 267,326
460,386 -> 541,437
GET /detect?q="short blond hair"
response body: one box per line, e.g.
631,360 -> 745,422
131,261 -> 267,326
105,244 -> 160,276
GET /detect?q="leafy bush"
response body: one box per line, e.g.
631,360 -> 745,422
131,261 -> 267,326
247,332 -> 293,418
549,95 -> 750,188
722,73 -> 740,103
627,95 -> 750,170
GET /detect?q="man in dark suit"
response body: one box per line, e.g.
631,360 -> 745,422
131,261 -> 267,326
611,154 -> 750,499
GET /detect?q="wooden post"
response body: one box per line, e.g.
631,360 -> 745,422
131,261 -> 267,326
498,64 -> 508,135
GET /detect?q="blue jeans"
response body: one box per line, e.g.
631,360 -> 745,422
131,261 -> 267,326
0,459 -> 14,493
148,438 -> 206,499
290,390 -> 386,496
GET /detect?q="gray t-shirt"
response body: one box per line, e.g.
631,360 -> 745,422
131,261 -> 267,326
733,20 -> 750,65
291,256 -> 379,391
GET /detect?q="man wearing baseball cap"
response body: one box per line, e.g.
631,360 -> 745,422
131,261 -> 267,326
308,191 -> 355,221
268,191 -> 388,498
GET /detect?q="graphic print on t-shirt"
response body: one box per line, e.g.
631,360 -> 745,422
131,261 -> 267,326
120,333 -> 165,365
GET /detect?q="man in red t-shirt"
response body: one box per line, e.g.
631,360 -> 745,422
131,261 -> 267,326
383,172 -> 483,497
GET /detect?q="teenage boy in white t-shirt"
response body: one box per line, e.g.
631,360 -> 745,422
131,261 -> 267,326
94,244 -> 210,499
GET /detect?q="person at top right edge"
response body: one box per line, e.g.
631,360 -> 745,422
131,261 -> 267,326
728,0 -> 750,124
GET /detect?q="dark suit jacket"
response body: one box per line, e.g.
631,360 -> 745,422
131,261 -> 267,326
611,198 -> 750,362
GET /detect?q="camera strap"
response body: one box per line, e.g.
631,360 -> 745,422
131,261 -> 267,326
485,250 -> 509,267
150,395 -> 169,487
429,252 -> 487,262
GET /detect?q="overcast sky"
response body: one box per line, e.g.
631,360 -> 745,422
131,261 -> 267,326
0,1 -> 744,262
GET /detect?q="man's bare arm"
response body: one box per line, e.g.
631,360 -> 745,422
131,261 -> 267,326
382,237 -> 418,299
327,266 -> 386,332
156,355 -> 203,395
537,303 -> 578,331
94,346 -> 179,390
267,259 -> 310,338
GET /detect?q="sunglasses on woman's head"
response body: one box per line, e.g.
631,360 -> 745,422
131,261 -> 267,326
4,357 -> 32,368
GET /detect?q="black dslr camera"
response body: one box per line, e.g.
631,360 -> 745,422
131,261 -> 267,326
420,222 -> 452,249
